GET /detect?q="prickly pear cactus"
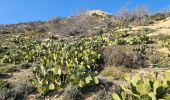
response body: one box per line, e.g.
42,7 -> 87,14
112,70 -> 170,100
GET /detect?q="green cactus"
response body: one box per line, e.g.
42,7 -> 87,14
31,36 -> 105,94
135,79 -> 151,95
161,39 -> 170,48
126,35 -> 153,45
112,70 -> 170,100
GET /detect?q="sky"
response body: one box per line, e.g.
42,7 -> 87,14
0,0 -> 170,24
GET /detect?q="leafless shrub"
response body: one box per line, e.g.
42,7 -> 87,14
73,8 -> 89,16
47,17 -> 64,34
115,6 -> 154,27
133,6 -> 148,19
63,85 -> 84,100
115,7 -> 132,28
100,17 -> 116,31
48,14 -> 109,36
103,46 -> 147,68
131,6 -> 153,26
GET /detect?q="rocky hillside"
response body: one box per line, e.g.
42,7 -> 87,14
0,10 -> 170,100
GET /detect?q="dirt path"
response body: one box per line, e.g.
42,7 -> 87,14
6,68 -> 32,84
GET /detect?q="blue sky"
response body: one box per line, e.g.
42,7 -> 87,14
0,0 -> 170,24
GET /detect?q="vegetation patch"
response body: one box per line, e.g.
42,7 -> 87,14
161,39 -> 170,48
126,34 -> 154,45
31,36 -> 104,94
0,81 -> 36,100
0,64 -> 18,74
63,85 -> 84,100
0,8 -> 170,99
112,70 -> 170,100
103,46 -> 147,68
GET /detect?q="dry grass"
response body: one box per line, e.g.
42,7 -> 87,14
101,66 -> 131,79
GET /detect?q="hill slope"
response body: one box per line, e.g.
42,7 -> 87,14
0,11 -> 169,100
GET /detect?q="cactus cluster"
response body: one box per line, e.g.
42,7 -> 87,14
112,70 -> 170,100
126,35 -> 153,45
31,36 -> 105,93
161,39 -> 170,48
103,32 -> 154,46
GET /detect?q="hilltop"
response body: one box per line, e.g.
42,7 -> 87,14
0,10 -> 170,100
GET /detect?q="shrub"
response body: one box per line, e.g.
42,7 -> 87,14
131,6 -> 152,26
101,17 -> 116,29
0,80 -> 9,90
94,90 -> 112,100
0,31 -> 11,34
115,6 -> 150,27
150,12 -> 166,21
138,28 -> 157,34
115,7 -> 132,28
0,88 -> 16,100
14,81 -> 36,97
0,21 -> 47,34
152,34 -> 170,41
48,14 -> 106,36
132,16 -> 154,26
103,46 -> 147,68
0,81 -> 36,100
63,85 -> 84,100
0,64 -> 18,74
0,45 -> 8,53
21,63 -> 32,69
149,54 -> 160,64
